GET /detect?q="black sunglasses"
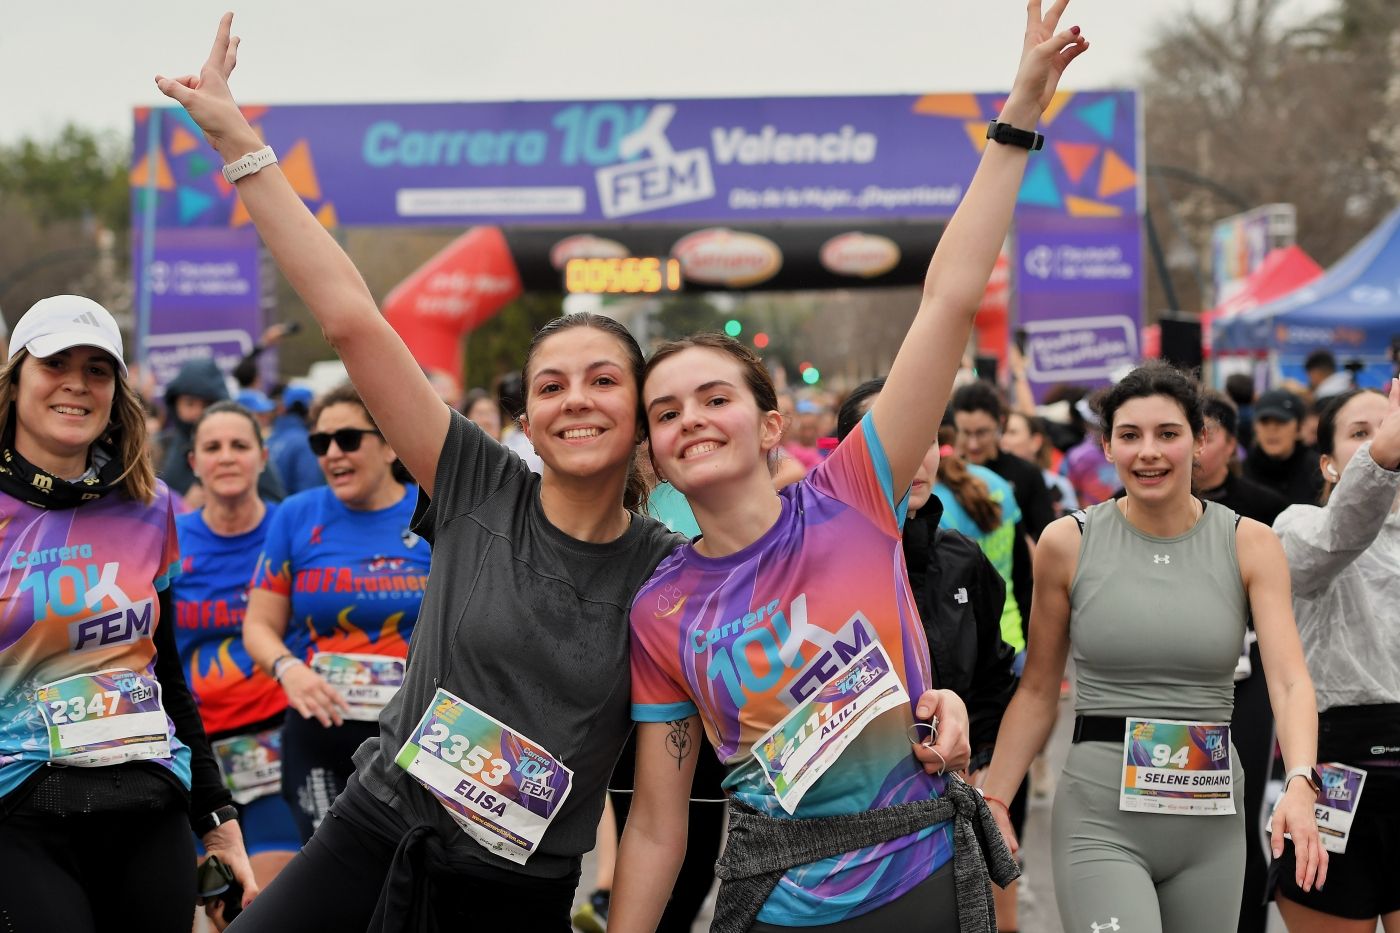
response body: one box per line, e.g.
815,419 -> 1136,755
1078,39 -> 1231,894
308,428 -> 381,456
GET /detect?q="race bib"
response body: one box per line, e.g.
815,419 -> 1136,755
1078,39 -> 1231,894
311,653 -> 405,721
36,669 -> 170,767
212,728 -> 283,805
752,641 -> 910,814
395,688 -> 574,865
1310,762 -> 1367,855
1120,718 -> 1234,815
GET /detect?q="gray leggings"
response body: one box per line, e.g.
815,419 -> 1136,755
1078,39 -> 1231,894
1053,741 -> 1246,933
748,861 -> 958,932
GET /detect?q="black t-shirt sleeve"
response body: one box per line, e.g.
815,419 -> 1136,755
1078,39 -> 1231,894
1014,460 -> 1055,541
153,586 -> 233,823
413,410 -> 527,543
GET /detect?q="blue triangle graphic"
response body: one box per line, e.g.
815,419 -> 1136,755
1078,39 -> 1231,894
1074,97 -> 1117,140
1018,160 -> 1062,208
178,186 -> 216,225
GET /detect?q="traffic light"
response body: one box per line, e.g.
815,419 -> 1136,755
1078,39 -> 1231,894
753,333 -> 770,349
802,367 -> 821,385
724,319 -> 742,338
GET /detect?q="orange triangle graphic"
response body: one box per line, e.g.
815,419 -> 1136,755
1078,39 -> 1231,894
1041,91 -> 1075,126
315,202 -> 339,229
170,126 -> 201,157
281,140 -> 322,201
1098,149 -> 1138,199
230,193 -> 252,228
1065,196 -> 1122,218
214,171 -> 234,197
129,149 -> 175,191
964,121 -> 991,154
134,107 -> 151,123
240,105 -> 270,123
1054,142 -> 1100,184
913,94 -> 983,119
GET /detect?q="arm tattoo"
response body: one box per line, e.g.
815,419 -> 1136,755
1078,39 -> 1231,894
664,719 -> 692,770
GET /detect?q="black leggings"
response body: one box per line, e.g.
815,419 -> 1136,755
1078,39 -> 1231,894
0,805 -> 196,933
228,804 -> 577,932
281,712 -> 378,842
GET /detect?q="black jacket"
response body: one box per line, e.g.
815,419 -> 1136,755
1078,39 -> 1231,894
903,499 -> 1017,770
1242,443 -> 1323,506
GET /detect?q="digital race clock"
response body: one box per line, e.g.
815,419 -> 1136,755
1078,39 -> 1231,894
564,257 -> 683,295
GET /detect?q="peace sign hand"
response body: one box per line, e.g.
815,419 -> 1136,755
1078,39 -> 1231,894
154,13 -> 260,161
1004,0 -> 1090,123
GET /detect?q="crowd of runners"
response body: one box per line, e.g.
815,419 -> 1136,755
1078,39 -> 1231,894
0,4 -> 1397,932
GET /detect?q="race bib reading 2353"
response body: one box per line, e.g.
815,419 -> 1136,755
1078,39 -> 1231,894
1120,718 -> 1234,815
36,669 -> 170,767
395,688 -> 573,865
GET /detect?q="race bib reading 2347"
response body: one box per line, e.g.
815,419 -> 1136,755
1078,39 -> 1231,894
36,669 -> 170,767
395,688 -> 573,865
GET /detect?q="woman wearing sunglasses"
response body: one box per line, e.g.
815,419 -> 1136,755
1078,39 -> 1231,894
242,384 -> 430,842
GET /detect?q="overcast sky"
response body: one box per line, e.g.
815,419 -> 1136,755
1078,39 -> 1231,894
3,0 -> 1332,147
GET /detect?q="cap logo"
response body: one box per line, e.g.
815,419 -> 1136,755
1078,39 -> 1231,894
71,312 -> 102,327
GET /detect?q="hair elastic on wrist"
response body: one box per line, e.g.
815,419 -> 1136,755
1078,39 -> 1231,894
981,794 -> 1011,812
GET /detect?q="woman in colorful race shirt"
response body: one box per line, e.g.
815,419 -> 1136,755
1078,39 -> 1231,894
611,9 -> 1090,931
981,362 -> 1327,932
159,21 -> 681,931
173,401 -> 300,889
0,296 -> 256,930
242,384 -> 428,841
1270,383 -> 1400,932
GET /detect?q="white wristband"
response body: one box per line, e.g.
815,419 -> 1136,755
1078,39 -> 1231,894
222,145 -> 278,183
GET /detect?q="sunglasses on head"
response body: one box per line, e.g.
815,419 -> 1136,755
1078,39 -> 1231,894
308,428 -> 381,456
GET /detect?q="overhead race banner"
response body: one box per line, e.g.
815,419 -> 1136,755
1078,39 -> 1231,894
132,92 -> 1139,229
1017,213 -> 1143,398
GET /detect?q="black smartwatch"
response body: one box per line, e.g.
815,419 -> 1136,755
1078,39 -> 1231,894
193,804 -> 240,837
986,121 -> 1045,151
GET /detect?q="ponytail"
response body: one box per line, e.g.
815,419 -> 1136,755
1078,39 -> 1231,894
937,444 -> 1002,533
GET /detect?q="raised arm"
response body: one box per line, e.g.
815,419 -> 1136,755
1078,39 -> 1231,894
1274,380 -> 1400,597
871,1 -> 1088,493
156,15 -> 450,495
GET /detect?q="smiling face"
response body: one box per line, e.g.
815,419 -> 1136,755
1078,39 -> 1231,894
13,347 -> 118,479
191,410 -> 266,503
644,346 -> 783,496
314,401 -> 399,508
1104,394 -> 1203,503
520,326 -> 640,484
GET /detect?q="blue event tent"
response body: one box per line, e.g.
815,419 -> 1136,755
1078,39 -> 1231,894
1214,206 -> 1400,364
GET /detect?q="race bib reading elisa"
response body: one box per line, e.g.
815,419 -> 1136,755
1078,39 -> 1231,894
395,688 -> 574,864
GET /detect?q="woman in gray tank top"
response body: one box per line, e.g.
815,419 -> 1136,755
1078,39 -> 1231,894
981,361 -> 1328,932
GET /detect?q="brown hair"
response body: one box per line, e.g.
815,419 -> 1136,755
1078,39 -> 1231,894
1316,388 -> 1386,505
310,383 -> 413,486
194,400 -> 266,450
0,349 -> 156,504
936,424 -> 1002,533
521,313 -> 650,512
644,333 -> 783,475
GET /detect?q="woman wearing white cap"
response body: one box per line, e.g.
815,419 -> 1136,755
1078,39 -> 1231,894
0,296 -> 257,930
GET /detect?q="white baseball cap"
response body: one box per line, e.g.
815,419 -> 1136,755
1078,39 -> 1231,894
9,295 -> 128,378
